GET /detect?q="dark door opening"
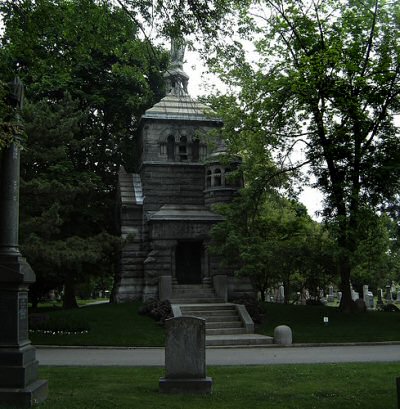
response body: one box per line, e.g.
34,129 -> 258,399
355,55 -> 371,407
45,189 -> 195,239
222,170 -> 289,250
175,241 -> 202,284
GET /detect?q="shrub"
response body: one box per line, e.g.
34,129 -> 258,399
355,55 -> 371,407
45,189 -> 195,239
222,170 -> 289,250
381,304 -> 400,313
230,294 -> 264,323
138,299 -> 172,323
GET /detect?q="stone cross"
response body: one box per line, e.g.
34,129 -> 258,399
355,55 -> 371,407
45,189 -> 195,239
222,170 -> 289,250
159,316 -> 212,394
0,77 -> 48,407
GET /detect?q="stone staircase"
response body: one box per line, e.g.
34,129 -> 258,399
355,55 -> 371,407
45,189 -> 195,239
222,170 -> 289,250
169,283 -> 224,304
179,304 -> 246,335
173,303 -> 273,346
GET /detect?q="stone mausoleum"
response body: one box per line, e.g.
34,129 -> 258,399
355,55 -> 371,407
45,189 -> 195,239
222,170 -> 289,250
113,40 -> 252,303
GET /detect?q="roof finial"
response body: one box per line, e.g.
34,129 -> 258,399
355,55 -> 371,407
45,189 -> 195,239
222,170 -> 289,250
164,36 -> 189,96
171,36 -> 186,70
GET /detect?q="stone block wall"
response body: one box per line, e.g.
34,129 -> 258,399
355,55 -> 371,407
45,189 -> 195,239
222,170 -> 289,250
141,164 -> 205,212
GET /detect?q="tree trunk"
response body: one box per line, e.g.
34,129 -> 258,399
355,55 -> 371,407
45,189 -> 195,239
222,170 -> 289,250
338,256 -> 356,313
30,294 -> 39,311
63,274 -> 78,309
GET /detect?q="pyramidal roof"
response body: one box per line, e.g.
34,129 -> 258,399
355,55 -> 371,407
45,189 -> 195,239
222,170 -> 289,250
142,38 -> 221,123
143,93 -> 219,121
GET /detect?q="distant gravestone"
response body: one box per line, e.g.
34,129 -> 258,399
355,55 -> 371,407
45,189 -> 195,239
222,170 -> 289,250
377,289 -> 384,306
300,289 -> 307,305
327,286 -> 334,303
363,285 -> 369,303
367,291 -> 375,309
351,290 -> 359,301
276,285 -> 285,304
159,316 -> 212,394
385,285 -> 392,303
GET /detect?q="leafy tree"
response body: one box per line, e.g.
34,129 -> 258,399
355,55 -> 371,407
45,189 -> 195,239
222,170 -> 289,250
0,0 -> 168,307
211,187 -> 336,302
207,0 -> 400,312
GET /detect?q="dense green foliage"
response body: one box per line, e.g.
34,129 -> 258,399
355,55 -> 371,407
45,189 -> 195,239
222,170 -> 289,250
206,0 -> 400,311
1,364 -> 396,409
211,193 -> 337,302
0,0 -> 168,307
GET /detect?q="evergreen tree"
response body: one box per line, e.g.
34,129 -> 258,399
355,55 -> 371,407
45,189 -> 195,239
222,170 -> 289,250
0,0 -> 168,307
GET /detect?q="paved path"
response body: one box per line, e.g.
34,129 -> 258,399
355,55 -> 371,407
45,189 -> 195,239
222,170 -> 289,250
36,344 -> 400,367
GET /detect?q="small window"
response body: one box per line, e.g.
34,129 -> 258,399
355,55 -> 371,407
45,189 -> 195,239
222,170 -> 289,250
192,138 -> 200,161
179,135 -> 188,161
225,167 -> 232,186
167,135 -> 175,160
206,170 -> 212,188
214,168 -> 222,187
160,143 -> 167,156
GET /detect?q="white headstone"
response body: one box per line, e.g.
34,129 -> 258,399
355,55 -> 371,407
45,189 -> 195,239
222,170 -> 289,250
363,285 -> 369,303
276,285 -> 285,304
351,290 -> 359,301
327,285 -> 334,302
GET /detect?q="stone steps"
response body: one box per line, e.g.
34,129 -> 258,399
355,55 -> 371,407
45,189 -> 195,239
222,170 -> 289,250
170,283 -> 224,304
206,334 -> 274,346
174,303 -> 273,346
180,304 -> 246,336
169,298 -> 224,304
206,321 -> 242,329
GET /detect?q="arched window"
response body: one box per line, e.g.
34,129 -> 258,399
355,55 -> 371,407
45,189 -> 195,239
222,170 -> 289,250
225,167 -> 232,187
167,135 -> 175,160
206,170 -> 212,188
179,135 -> 188,161
214,168 -> 222,187
192,138 -> 200,161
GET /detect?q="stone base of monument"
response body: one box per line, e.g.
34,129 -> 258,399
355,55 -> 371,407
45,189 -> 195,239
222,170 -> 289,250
0,345 -> 48,407
0,380 -> 48,408
159,376 -> 213,394
0,280 -> 48,408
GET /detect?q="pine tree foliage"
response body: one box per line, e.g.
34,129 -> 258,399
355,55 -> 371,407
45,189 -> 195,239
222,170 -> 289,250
0,0 -> 168,307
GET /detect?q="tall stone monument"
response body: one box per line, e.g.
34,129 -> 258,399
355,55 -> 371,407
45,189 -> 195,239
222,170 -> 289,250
0,77 -> 48,407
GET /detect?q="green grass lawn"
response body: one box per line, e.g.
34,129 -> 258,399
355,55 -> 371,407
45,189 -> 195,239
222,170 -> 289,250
29,302 -> 165,347
29,301 -> 400,347
3,363 -> 400,409
258,302 -> 400,343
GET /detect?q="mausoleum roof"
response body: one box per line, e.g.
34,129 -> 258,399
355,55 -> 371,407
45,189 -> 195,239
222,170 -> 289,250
142,93 -> 221,123
142,37 -> 221,123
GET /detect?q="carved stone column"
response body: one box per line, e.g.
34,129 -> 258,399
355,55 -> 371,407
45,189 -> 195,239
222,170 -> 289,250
0,77 -> 48,407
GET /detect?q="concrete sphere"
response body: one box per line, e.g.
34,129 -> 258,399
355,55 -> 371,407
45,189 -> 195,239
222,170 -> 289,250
274,325 -> 293,345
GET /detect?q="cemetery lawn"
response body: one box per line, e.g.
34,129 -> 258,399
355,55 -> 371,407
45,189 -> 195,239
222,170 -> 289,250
29,302 -> 165,347
3,363 -> 399,409
259,303 -> 400,343
29,302 -> 400,346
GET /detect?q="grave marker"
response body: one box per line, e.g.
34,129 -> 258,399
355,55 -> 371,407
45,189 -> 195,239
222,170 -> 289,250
159,316 -> 212,394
